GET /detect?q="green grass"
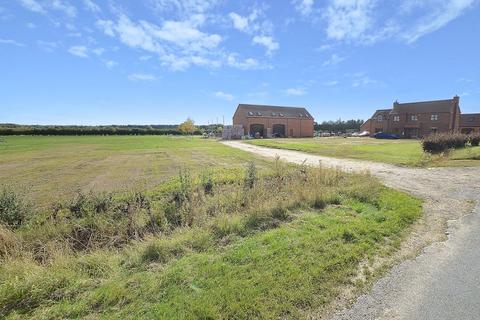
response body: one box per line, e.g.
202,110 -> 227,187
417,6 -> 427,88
0,162 -> 422,319
247,137 -> 480,167
0,136 -> 266,207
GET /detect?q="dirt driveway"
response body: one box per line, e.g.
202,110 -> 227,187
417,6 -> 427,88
223,141 -> 480,320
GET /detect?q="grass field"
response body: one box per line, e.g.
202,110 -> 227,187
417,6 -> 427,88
0,136 -> 267,207
247,137 -> 480,167
0,135 -> 424,318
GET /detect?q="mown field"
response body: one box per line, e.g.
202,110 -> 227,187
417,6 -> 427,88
247,137 -> 480,167
0,135 -> 422,319
0,136 -> 267,207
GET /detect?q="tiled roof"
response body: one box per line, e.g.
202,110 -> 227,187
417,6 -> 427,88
460,113 -> 480,126
236,104 -> 313,119
391,98 -> 457,114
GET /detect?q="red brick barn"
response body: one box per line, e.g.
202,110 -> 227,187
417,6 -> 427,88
233,104 -> 314,138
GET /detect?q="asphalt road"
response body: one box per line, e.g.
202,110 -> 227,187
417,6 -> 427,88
223,141 -> 480,320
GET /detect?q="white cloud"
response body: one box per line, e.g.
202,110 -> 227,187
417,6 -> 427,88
252,35 -> 279,54
226,54 -> 261,70
214,91 -> 235,101
92,47 -> 105,55
322,53 -> 345,66
325,0 -> 376,41
148,0 -> 218,17
105,60 -> 118,68
352,73 -> 379,87
0,39 -> 25,47
97,13 -> 265,71
18,0 -> 46,13
37,40 -> 59,52
27,22 -> 36,28
229,12 -> 249,31
323,80 -> 339,86
322,0 -> 477,44
68,45 -> 88,57
285,87 -> 307,96
139,55 -> 152,61
316,44 -> 333,51
402,0 -> 475,43
19,0 -> 77,18
51,0 -> 76,18
128,73 -> 157,81
293,0 -> 314,16
83,0 -> 101,13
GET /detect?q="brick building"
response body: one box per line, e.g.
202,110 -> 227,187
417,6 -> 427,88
360,96 -> 472,138
233,104 -> 314,138
460,113 -> 480,134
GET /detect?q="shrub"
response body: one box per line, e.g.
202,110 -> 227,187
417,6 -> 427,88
422,133 -> 469,154
469,133 -> 480,147
0,186 -> 31,229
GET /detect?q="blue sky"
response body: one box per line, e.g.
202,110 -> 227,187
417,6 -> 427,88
1,0 -> 479,125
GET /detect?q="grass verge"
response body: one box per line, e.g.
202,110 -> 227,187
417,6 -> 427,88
0,161 -> 422,319
247,137 -> 480,167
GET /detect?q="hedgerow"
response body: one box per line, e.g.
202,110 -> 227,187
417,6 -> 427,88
422,133 -> 469,154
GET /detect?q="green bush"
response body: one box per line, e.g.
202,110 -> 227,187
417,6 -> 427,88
0,186 -> 31,229
422,133 -> 469,154
469,133 -> 480,147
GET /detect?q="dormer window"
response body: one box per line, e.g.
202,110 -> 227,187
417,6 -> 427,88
431,114 -> 438,121
299,113 -> 303,117
272,112 -> 276,116
248,111 -> 254,116
411,115 -> 418,121
279,113 -> 284,117
393,115 -> 400,122
377,115 -> 383,122
257,112 -> 262,116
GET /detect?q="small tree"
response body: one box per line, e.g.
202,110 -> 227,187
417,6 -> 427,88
178,118 -> 196,135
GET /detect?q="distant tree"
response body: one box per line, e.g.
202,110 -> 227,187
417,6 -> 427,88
314,119 -> 364,133
178,118 -> 197,135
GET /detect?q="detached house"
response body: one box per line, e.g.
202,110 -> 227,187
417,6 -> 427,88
361,96 -> 465,138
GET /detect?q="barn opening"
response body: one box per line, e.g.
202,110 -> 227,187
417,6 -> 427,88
250,124 -> 265,137
272,124 -> 286,137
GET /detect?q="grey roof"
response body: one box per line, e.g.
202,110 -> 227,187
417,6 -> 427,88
372,109 -> 392,117
391,98 -> 457,114
460,113 -> 480,126
236,104 -> 313,119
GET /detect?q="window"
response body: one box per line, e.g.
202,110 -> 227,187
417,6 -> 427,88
271,112 -> 276,116
431,127 -> 438,134
299,113 -> 303,117
279,113 -> 284,117
411,115 -> 418,121
393,115 -> 400,122
248,111 -> 254,116
431,114 -> 438,121
257,112 -> 262,116
377,115 -> 383,122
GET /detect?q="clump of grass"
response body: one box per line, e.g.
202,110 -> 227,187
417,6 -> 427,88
0,185 -> 31,229
244,161 -> 257,189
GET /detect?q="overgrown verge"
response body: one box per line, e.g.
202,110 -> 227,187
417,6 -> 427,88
0,161 -> 422,319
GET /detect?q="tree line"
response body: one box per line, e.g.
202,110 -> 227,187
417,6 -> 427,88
0,120 -> 222,136
314,119 -> 364,133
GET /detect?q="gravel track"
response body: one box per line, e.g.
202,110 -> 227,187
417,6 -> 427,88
223,141 -> 480,320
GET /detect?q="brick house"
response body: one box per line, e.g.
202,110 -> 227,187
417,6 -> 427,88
460,113 -> 480,134
361,96 -> 462,138
233,104 -> 314,138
